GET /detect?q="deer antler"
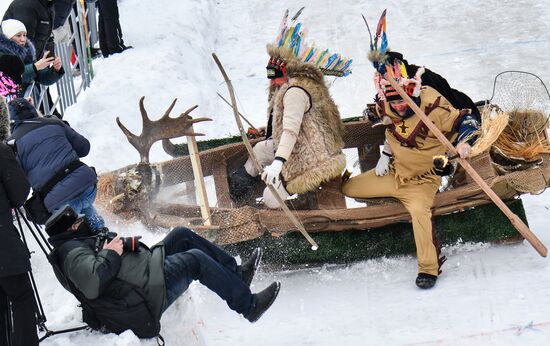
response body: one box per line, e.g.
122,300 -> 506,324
116,96 -> 212,164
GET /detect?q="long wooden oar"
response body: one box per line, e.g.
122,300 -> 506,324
383,72 -> 547,257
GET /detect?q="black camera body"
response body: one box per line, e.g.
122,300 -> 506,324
94,228 -> 142,253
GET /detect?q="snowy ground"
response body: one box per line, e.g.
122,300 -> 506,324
2,0 -> 550,345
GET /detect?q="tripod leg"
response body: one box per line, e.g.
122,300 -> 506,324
0,287 -> 13,346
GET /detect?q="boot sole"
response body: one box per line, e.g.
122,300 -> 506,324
245,248 -> 263,287
249,282 -> 280,323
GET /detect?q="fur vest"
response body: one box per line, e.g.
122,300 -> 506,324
270,60 -> 346,194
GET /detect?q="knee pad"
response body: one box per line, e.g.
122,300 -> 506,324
262,182 -> 290,209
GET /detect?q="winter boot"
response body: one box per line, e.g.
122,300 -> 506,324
238,248 -> 263,287
416,273 -> 437,289
229,166 -> 262,204
245,282 -> 281,323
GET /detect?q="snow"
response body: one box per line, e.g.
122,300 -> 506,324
2,0 -> 550,345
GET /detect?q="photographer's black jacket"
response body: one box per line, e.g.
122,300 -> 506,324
0,142 -> 31,277
51,234 -> 166,321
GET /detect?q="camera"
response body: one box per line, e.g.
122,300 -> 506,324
94,228 -> 142,253
45,205 -> 142,253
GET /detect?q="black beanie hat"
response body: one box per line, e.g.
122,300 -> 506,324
45,206 -> 80,237
8,97 -> 39,120
0,54 -> 25,85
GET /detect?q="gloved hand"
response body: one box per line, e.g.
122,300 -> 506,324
456,142 -> 472,159
261,159 -> 284,185
375,151 -> 392,176
52,25 -> 71,44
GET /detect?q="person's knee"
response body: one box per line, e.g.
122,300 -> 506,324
262,183 -> 290,209
170,227 -> 195,241
406,203 -> 432,217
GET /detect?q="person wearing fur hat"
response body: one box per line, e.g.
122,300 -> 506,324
0,96 -> 38,346
342,48 -> 479,289
0,19 -> 64,96
6,98 -> 104,230
229,9 -> 352,208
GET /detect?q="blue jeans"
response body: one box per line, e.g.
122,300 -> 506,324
162,227 -> 253,315
53,185 -> 105,231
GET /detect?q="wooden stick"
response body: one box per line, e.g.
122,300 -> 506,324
216,92 -> 259,132
384,73 -> 547,257
212,53 -> 319,250
187,122 -> 212,226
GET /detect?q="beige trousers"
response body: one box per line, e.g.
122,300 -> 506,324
342,170 -> 441,276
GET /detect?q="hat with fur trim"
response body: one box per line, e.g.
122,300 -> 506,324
0,97 -> 9,141
1,19 -> 27,39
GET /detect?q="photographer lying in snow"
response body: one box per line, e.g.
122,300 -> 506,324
45,206 -> 280,338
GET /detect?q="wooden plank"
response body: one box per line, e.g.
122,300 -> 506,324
212,155 -> 233,208
187,128 -> 212,226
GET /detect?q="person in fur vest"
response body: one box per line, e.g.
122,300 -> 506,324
230,10 -> 352,208
342,52 -> 479,289
0,19 -> 64,96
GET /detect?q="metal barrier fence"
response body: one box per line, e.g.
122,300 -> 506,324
24,0 -> 98,117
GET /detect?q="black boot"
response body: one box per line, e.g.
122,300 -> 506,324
245,282 -> 280,323
228,166 -> 262,204
416,273 -> 437,289
238,248 -> 262,286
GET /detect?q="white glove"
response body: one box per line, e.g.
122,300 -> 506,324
375,152 -> 392,176
261,159 -> 284,185
52,25 -> 71,44
456,142 -> 472,159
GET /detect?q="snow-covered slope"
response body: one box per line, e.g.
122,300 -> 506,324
2,0 -> 549,345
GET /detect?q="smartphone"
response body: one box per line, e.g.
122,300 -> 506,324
45,41 -> 55,59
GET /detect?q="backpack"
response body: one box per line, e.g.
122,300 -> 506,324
48,249 -> 161,338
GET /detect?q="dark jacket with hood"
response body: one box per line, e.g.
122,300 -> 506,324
0,34 -> 64,91
0,98 -> 31,277
49,227 -> 166,325
7,98 -> 97,211
3,0 -> 55,58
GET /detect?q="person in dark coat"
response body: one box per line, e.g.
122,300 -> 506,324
0,96 -> 38,346
2,0 -> 55,58
46,210 -> 280,336
7,97 -> 104,229
0,19 -> 64,94
52,0 -> 75,43
96,0 -> 131,57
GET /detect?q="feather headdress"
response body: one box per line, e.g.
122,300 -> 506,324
269,8 -> 352,77
364,10 -> 424,100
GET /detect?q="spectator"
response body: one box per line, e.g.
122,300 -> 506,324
7,98 -> 104,229
0,19 -> 64,96
0,96 -> 38,346
96,0 -> 132,57
2,0 -> 55,58
52,0 -> 75,45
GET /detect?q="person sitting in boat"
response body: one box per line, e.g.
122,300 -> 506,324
229,9 -> 352,208
342,51 -> 479,290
